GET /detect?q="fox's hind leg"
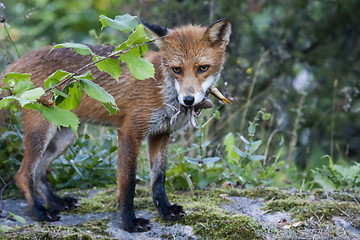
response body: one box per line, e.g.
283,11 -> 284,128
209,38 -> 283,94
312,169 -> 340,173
15,110 -> 76,221
32,126 -> 77,212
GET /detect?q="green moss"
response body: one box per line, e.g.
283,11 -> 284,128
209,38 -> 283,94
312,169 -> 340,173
154,188 -> 263,240
72,186 -> 118,215
4,223 -> 111,240
78,219 -> 111,237
352,218 -> 360,229
264,198 -> 307,212
264,197 -> 360,222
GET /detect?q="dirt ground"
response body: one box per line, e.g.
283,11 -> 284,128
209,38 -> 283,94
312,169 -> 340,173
1,186 -> 360,239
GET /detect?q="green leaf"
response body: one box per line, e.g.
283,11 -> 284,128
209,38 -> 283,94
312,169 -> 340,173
79,79 -> 119,115
73,70 -> 95,81
44,70 -> 72,89
35,105 -> 80,134
248,121 -> 257,136
13,80 -> 34,97
79,79 -> 115,105
99,14 -> 138,33
322,155 -> 334,170
213,110 -> 221,119
9,212 -> 26,224
56,82 -> 83,111
125,55 -> 155,80
224,132 -> 239,162
248,155 -> 265,161
233,145 -> 246,158
20,88 -> 45,100
202,157 -> 221,165
93,56 -> 122,81
184,156 -> 200,165
3,72 -> 31,86
115,24 -> 149,57
52,43 -> 94,56
262,113 -> 271,120
70,160 -> 84,179
102,102 -> 119,115
249,140 -> 262,154
1,225 -> 12,233
198,171 -> 208,189
0,97 -> 16,110
240,135 -> 250,145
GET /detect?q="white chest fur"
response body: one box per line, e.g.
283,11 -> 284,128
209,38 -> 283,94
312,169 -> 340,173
147,75 -> 189,136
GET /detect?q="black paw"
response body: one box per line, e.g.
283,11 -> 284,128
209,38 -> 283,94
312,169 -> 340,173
161,204 -> 185,220
123,218 -> 152,233
50,196 -> 79,212
61,197 -> 79,211
32,205 -> 60,222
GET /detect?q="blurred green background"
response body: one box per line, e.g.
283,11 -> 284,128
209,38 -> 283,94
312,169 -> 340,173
1,0 -> 359,190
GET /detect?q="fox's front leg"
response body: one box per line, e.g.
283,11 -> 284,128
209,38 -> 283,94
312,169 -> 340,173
117,129 -> 151,232
148,133 -> 185,220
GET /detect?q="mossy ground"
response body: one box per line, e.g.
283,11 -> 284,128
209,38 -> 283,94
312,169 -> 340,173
1,185 -> 360,239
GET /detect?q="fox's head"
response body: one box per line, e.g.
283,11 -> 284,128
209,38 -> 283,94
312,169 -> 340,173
143,19 -> 231,108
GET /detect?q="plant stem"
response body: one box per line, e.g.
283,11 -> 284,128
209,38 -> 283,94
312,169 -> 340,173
287,93 -> 305,162
330,79 -> 337,157
240,51 -> 268,133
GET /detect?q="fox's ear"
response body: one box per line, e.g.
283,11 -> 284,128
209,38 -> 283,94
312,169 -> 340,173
141,20 -> 169,38
141,20 -> 170,49
203,18 -> 231,47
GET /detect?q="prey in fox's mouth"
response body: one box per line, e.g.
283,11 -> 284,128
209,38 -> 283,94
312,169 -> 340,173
179,86 -> 231,128
181,97 -> 214,128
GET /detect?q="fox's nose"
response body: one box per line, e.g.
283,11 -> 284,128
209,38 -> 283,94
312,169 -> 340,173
183,96 -> 195,106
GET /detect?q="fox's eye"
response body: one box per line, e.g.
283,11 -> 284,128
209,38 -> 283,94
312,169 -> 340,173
198,65 -> 209,73
171,67 -> 182,74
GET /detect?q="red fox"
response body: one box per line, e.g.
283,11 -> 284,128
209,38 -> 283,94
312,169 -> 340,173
0,19 -> 231,232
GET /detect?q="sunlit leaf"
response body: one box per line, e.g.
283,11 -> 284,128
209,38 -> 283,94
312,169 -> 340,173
99,14 -> 138,33
13,81 -> 34,97
35,105 -> 80,134
3,72 -> 31,86
93,56 -> 122,81
44,70 -> 72,89
79,79 -> 119,115
125,55 -> 154,80
9,212 -> 26,224
52,43 -> 94,56
20,88 -> 45,100
56,82 -> 83,111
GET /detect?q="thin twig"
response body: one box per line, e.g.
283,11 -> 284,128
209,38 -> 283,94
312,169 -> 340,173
1,179 -> 14,212
1,18 -> 21,58
337,206 -> 351,219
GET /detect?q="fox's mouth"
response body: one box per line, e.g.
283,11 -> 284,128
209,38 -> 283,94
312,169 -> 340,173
180,97 -> 214,128
175,86 -> 231,128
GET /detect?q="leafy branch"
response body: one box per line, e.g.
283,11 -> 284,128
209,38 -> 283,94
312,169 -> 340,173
0,14 -> 157,134
43,38 -> 155,95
